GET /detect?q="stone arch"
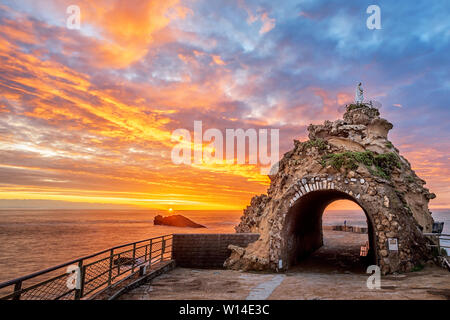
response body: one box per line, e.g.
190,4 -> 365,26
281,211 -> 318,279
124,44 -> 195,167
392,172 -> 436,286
270,174 -> 381,270
227,168 -> 432,275
280,176 -> 377,268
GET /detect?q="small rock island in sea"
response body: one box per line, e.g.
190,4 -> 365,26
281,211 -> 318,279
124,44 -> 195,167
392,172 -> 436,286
154,214 -> 206,228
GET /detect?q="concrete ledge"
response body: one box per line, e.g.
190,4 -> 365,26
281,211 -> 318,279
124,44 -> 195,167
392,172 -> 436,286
323,225 -> 368,234
172,233 -> 259,268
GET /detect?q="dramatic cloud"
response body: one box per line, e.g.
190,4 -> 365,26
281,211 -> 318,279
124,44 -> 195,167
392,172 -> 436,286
0,0 -> 449,209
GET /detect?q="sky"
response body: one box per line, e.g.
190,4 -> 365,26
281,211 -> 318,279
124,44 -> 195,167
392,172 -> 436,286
0,0 -> 449,211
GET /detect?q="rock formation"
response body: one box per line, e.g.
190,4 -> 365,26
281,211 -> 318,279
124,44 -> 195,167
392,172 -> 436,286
154,215 -> 206,228
225,103 -> 436,274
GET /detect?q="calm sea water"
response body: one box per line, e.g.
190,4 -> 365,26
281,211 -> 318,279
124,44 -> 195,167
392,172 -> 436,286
0,209 -> 448,283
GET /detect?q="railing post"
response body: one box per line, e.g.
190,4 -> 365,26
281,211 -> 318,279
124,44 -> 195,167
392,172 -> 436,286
170,235 -> 173,260
80,265 -> 86,299
161,237 -> 165,262
12,281 -> 22,300
75,260 -> 84,300
108,249 -> 114,286
144,243 -> 148,263
148,239 -> 152,265
437,235 -> 441,255
132,243 -> 136,273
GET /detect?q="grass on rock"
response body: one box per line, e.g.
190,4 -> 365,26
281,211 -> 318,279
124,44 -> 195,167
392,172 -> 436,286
321,151 -> 401,180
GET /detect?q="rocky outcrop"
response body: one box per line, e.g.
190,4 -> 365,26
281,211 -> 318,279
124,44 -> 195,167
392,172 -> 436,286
225,103 -> 436,274
154,215 -> 206,228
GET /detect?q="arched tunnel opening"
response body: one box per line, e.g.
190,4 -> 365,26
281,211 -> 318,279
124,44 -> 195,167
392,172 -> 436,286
284,190 -> 376,272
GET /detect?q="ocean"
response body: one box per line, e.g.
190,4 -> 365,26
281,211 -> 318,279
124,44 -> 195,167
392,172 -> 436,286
0,208 -> 448,283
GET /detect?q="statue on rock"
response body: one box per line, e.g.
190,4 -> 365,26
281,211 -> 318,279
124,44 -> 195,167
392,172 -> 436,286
355,82 -> 364,104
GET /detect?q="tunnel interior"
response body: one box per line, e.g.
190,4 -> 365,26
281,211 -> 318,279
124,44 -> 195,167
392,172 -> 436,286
284,190 -> 376,269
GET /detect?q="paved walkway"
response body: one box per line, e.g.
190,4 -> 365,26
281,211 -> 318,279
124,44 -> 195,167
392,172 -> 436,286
119,231 -> 450,300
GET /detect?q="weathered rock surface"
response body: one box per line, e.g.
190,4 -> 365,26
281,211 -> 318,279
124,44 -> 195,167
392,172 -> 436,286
154,214 -> 206,228
225,104 -> 436,274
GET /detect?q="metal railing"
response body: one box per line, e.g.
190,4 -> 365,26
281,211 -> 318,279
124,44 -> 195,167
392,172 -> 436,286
0,234 -> 173,300
423,233 -> 450,256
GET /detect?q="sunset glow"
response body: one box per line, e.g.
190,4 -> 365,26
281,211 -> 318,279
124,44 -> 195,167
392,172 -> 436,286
0,1 -> 449,211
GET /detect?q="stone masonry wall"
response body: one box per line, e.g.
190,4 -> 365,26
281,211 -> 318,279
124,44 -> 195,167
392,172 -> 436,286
172,233 -> 259,268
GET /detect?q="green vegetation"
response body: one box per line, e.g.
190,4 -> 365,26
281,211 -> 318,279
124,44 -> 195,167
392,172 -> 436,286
372,153 -> 402,179
385,141 -> 393,149
302,138 -> 327,151
321,151 -> 401,179
406,175 -> 415,184
321,151 -> 371,171
411,264 -> 424,272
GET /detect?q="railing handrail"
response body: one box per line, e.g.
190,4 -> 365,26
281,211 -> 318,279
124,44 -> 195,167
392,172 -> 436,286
423,233 -> 450,256
0,234 -> 173,290
423,233 -> 450,237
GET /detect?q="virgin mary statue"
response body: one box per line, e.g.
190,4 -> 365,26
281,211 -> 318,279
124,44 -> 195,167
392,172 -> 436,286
355,82 -> 364,104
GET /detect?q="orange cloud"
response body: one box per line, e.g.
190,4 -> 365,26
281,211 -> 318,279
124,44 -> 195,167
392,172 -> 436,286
0,14 -> 271,210
239,1 -> 275,34
0,2 -> 448,213
259,12 -> 276,34
48,0 -> 192,68
212,55 -> 227,66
